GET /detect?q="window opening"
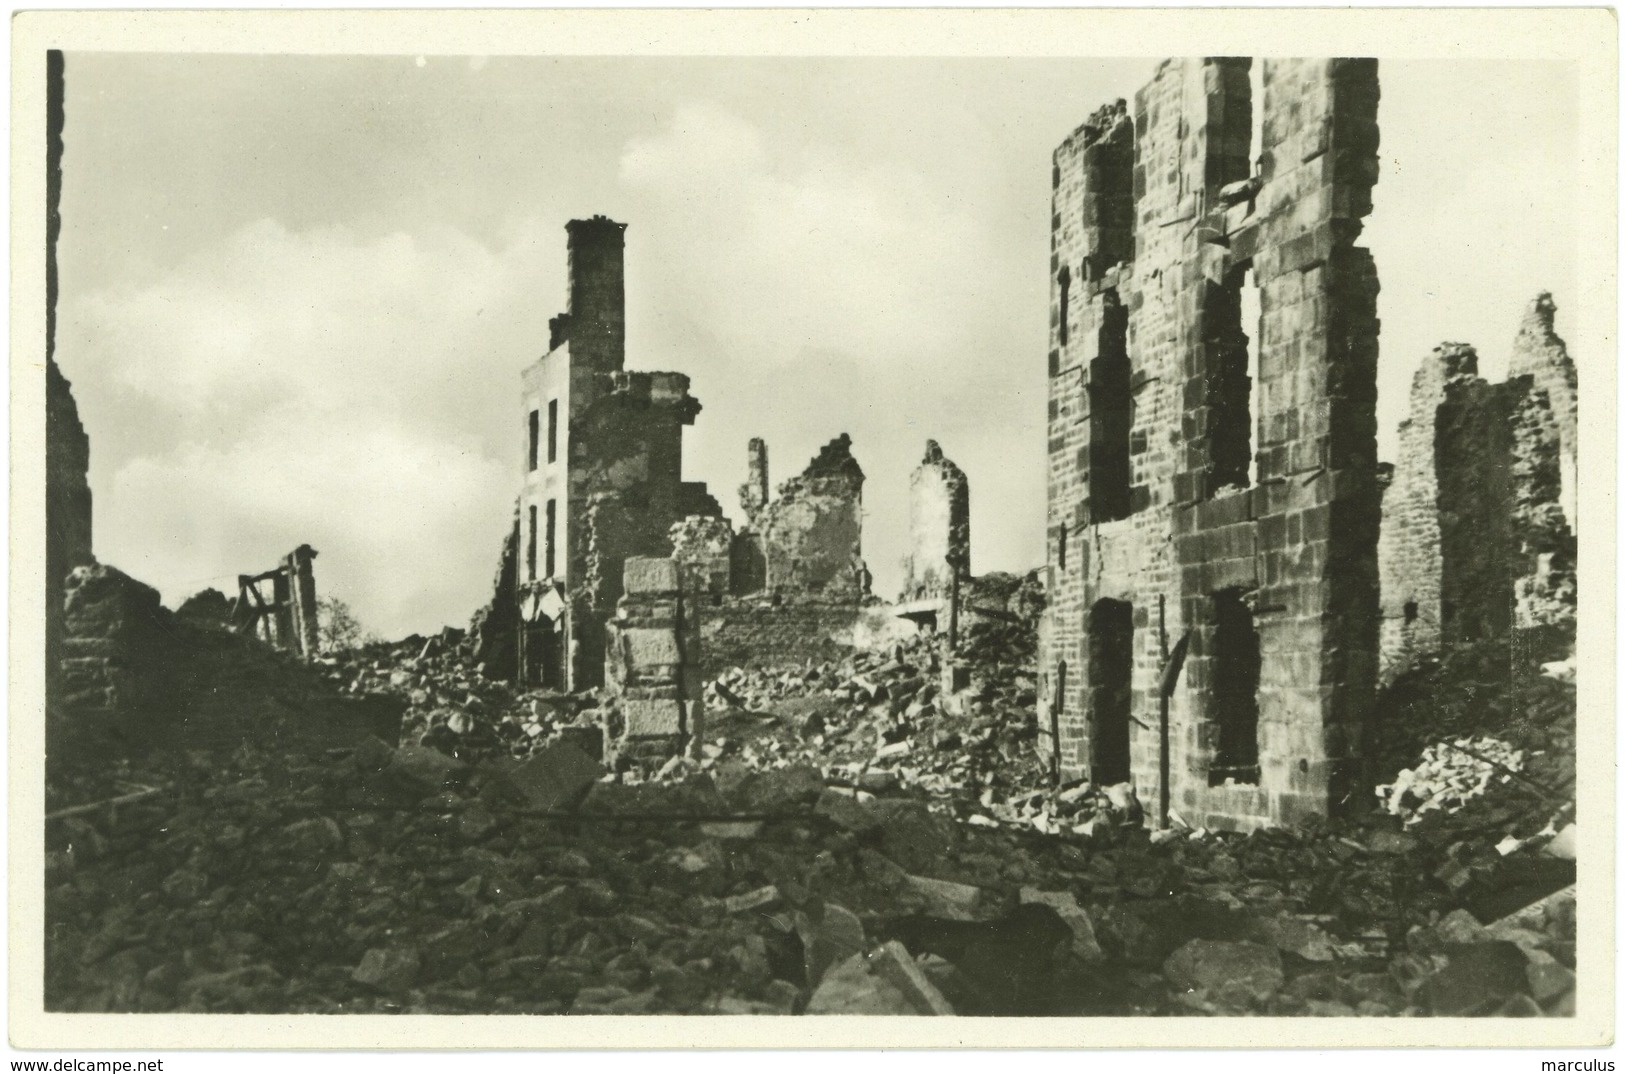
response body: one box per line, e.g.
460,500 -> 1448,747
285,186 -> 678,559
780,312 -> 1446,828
1208,588 -> 1261,785
544,499 -> 557,579
1088,599 -> 1134,785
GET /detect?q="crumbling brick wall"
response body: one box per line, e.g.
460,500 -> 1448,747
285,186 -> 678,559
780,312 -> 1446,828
1039,58 -> 1382,832
902,439 -> 970,603
602,557 -> 704,764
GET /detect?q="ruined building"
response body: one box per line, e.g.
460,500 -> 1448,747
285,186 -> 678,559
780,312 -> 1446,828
503,217 -> 723,691
735,433 -> 869,603
685,434 -> 880,672
1377,297 -> 1578,681
1039,59 -> 1383,831
470,216 -> 878,691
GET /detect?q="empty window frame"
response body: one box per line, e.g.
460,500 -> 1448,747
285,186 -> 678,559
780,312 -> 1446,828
544,499 -> 557,579
1056,264 -> 1072,348
527,504 -> 538,581
527,410 -> 540,472
547,399 -> 559,464
1087,598 -> 1134,785
1088,290 -> 1132,522
1202,263 -> 1258,493
1208,588 -> 1261,785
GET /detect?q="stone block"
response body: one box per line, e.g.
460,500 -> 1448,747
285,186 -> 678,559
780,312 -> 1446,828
622,557 -> 680,597
621,698 -> 683,738
504,741 -> 604,811
621,628 -> 682,667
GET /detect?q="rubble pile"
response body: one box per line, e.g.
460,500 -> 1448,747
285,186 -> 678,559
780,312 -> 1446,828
44,591 -> 1577,1019
702,619 -> 1070,827
1377,736 -> 1528,828
44,732 -> 1576,1017
317,631 -> 598,762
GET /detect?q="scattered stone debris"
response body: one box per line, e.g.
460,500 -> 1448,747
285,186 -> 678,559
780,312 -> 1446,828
45,598 -> 1577,1017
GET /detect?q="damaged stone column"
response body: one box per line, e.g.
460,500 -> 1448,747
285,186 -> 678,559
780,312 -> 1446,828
602,556 -> 705,766
903,439 -> 970,604
1509,293 -> 1578,531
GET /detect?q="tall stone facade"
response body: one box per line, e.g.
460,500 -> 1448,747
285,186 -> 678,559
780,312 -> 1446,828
1038,59 -> 1382,832
1377,305 -> 1578,681
902,439 -> 970,604
509,217 -> 722,691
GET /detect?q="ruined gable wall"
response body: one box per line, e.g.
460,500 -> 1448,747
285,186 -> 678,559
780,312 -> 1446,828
757,434 -> 868,602
1376,310 -> 1577,681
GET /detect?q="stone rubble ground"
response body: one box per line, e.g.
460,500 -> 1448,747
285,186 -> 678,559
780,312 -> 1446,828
45,625 -> 1577,1018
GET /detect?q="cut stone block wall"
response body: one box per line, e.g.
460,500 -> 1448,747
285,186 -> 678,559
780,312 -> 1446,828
1509,293 -> 1577,529
1039,58 -> 1383,832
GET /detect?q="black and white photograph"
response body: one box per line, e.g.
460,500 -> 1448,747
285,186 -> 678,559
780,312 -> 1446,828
13,7 -> 1615,1052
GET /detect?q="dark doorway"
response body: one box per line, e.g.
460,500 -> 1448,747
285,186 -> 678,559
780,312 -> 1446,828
521,612 -> 564,689
1088,599 -> 1134,785
1208,588 -> 1261,785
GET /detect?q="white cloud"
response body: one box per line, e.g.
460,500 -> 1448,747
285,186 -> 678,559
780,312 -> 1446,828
619,101 -> 1004,369
57,218 -> 554,637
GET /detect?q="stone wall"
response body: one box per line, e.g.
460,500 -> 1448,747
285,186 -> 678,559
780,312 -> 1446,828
468,504 -> 521,680
901,439 -> 970,603
669,514 -> 735,604
1377,309 -> 1578,681
700,602 -> 871,675
55,564 -> 395,762
752,434 -> 870,602
46,52 -> 95,705
602,557 -> 704,764
1039,58 -> 1383,831
1509,293 -> 1578,529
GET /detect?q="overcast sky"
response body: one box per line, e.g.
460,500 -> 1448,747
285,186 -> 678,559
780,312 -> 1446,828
55,55 -> 1585,640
